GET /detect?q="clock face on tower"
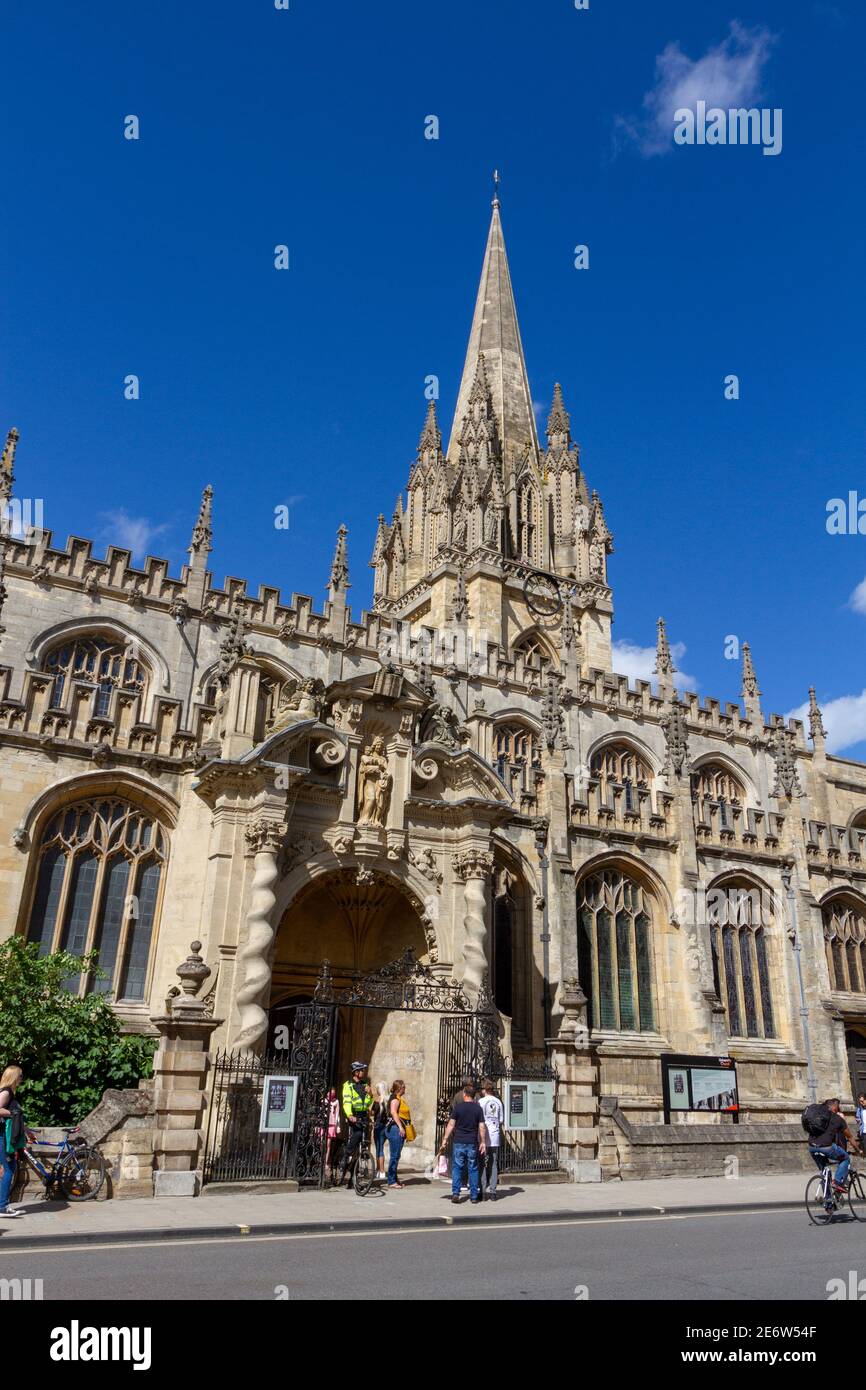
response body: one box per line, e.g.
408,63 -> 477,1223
522,572 -> 563,625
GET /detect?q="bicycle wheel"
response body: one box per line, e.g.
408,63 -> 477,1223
847,1171 -> 866,1221
59,1145 -> 106,1201
805,1173 -> 835,1225
353,1145 -> 376,1196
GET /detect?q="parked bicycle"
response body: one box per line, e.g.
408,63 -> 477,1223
20,1128 -> 107,1202
805,1153 -> 866,1225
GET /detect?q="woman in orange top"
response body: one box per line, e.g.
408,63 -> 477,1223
385,1079 -> 412,1189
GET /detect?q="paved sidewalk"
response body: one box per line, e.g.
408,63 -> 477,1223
0,1171 -> 808,1250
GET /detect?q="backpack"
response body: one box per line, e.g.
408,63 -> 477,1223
801,1103 -> 832,1139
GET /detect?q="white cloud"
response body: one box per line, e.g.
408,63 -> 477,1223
611,638 -> 697,692
99,509 -> 170,562
849,576 -> 866,615
618,21 -> 777,157
788,691 -> 866,754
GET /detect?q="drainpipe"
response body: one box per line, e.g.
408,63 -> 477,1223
534,817 -> 552,1041
781,861 -> 817,1104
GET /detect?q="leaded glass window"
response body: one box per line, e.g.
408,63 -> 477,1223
691,763 -> 746,832
44,637 -> 147,716
577,869 -> 656,1032
25,798 -> 167,1002
708,883 -> 775,1038
590,744 -> 652,814
823,897 -> 866,994
494,722 -> 540,797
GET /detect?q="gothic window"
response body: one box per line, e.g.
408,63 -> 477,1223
708,883 -> 775,1038
494,722 -> 540,797
691,763 -> 746,832
823,897 -> 866,994
590,744 -> 652,814
517,480 -> 540,563
25,798 -> 168,1003
577,869 -> 655,1032
44,637 -> 147,717
513,634 -> 551,677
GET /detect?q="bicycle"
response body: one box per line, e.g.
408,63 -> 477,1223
805,1152 -> 866,1225
349,1117 -> 377,1197
19,1128 -> 107,1202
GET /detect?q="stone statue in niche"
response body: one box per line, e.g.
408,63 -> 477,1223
452,511 -> 467,549
268,677 -> 325,732
419,700 -> 463,751
357,735 -> 392,828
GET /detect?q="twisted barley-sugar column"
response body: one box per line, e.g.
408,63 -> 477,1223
454,851 -> 493,1001
233,819 -> 284,1052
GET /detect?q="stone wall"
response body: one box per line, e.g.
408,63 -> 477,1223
598,1096 -> 813,1181
77,1081 -> 155,1198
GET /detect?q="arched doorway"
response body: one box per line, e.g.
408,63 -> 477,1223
270,869 -> 436,1156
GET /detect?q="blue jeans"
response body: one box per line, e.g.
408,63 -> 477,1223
0,1136 -> 17,1210
374,1123 -> 387,1162
386,1124 -> 404,1184
451,1142 -> 480,1199
810,1143 -> 850,1186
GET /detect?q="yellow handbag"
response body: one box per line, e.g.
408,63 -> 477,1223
400,1098 -> 416,1144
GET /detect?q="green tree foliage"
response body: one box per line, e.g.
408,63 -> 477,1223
0,938 -> 156,1125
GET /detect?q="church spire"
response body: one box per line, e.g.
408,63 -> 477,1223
1,428 -> 19,507
328,523 -> 350,596
654,617 -> 677,699
188,484 -> 213,562
741,641 -> 762,724
808,686 -> 826,749
447,195 -> 538,475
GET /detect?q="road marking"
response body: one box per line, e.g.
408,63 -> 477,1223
0,1205 -> 801,1257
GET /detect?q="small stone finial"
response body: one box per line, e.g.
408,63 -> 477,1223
1,428 -> 19,503
328,523 -> 350,594
808,686 -> 827,744
189,484 -> 213,557
468,351 -> 492,407
546,383 -> 571,444
217,600 -> 249,680
653,617 -> 677,679
175,940 -> 211,1001
418,399 -> 441,455
741,641 -> 760,699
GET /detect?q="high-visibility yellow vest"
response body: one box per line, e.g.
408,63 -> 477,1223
342,1079 -> 373,1119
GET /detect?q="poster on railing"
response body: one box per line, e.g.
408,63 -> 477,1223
259,1074 -> 299,1133
504,1080 -> 556,1131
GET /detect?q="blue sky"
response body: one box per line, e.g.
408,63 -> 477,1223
3,1 -> 865,754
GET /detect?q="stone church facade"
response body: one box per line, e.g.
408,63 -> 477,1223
2,196 -> 866,1180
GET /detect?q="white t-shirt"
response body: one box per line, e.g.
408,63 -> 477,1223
479,1094 -> 504,1147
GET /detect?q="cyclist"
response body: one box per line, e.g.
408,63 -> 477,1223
339,1061 -> 373,1189
805,1097 -> 862,1200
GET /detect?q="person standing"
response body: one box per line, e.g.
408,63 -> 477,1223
339,1061 -> 373,1188
437,1081 -> 488,1205
385,1080 -> 414,1190
373,1083 -> 389,1183
478,1079 -> 504,1202
0,1065 -> 32,1218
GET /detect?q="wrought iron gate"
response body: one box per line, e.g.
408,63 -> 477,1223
203,948 -> 560,1187
203,1000 -> 336,1187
